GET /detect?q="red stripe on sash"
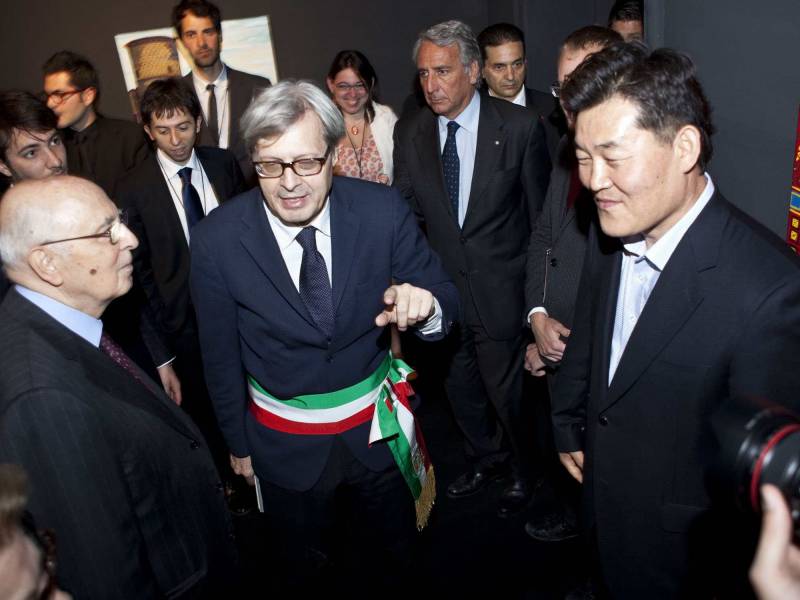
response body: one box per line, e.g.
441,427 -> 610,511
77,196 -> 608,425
248,399 -> 374,435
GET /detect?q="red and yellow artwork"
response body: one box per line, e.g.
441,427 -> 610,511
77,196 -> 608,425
786,107 -> 800,252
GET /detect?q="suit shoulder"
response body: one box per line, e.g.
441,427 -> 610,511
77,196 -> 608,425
114,155 -> 158,197
228,67 -> 271,89
395,105 -> 433,138
722,200 -> 799,272
100,116 -> 146,137
196,145 -> 238,166
195,186 -> 256,234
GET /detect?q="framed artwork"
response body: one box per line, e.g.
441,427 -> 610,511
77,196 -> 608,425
114,16 -> 278,121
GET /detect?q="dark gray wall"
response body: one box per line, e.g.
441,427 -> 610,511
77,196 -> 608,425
659,0 -> 800,236
3,0 -> 489,117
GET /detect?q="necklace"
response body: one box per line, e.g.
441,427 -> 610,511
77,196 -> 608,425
350,124 -> 360,136
344,120 -> 369,179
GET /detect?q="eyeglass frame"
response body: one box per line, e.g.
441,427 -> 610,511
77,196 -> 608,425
42,88 -> 87,105
39,209 -> 128,246
333,82 -> 367,94
253,152 -> 331,179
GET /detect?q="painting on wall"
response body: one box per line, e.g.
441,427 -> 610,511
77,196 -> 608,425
114,16 -> 277,122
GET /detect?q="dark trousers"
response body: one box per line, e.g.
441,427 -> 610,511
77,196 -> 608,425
444,292 -> 535,480
258,436 -> 415,592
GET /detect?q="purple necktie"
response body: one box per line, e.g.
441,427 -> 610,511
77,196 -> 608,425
99,332 -> 147,388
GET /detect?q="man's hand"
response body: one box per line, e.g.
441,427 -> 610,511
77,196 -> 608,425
750,484 -> 800,600
531,312 -> 570,363
230,454 -> 255,486
559,450 -> 584,483
524,343 -> 547,377
375,283 -> 434,332
157,363 -> 182,405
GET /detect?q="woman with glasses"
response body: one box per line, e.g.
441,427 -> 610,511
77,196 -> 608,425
326,50 -> 398,185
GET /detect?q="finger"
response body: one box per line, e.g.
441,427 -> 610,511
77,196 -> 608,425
754,485 -> 793,571
174,387 -> 183,406
573,451 -> 584,470
245,475 -> 256,487
383,286 -> 398,306
375,309 -> 393,327
406,291 -> 422,324
394,287 -> 410,330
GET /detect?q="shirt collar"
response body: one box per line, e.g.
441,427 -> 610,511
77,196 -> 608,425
488,86 -> 526,107
156,148 -> 199,179
622,173 -> 715,271
438,89 -> 480,134
15,285 -> 103,347
263,194 -> 332,252
192,63 -> 228,90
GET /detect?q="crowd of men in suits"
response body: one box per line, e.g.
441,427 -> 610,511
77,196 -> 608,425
1,0 -> 799,597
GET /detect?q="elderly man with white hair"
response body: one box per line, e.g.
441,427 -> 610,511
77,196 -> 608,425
0,176 -> 237,599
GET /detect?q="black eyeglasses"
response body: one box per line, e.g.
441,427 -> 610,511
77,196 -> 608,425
40,209 -> 128,246
253,153 -> 329,179
550,81 -> 561,99
41,88 -> 85,105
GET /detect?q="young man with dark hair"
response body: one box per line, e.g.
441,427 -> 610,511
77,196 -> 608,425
171,0 -> 271,182
553,41 -> 800,596
115,77 -> 246,512
608,0 -> 644,41
477,22 -> 560,157
42,51 -> 149,197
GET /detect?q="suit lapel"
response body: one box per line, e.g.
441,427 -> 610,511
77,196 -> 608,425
197,149 -> 228,205
465,96 -> 505,228
142,155 -> 190,255
329,185 -> 360,315
237,191 -> 316,327
413,112 -> 452,220
602,195 -> 729,409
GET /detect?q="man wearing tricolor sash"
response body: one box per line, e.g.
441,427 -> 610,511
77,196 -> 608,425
190,80 -> 459,590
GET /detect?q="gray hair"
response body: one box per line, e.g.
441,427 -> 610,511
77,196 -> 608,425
240,80 -> 345,156
412,20 -> 482,70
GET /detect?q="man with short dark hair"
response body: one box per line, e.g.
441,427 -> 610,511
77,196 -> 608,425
115,77 -> 245,507
523,26 -> 622,545
0,176 -> 238,598
608,0 -> 644,41
172,0 -> 271,182
477,22 -> 560,157
42,51 -> 149,197
394,20 -> 551,518
553,42 -> 800,596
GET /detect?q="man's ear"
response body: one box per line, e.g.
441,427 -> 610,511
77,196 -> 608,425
0,160 -> 11,178
673,124 -> 702,174
28,248 -> 64,287
80,86 -> 97,108
195,116 -> 203,135
143,124 -> 155,142
468,60 -> 480,86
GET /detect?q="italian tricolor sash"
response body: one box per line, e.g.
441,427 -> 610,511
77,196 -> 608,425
247,354 -> 436,529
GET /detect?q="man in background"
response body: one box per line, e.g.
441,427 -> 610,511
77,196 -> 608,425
608,0 -> 644,41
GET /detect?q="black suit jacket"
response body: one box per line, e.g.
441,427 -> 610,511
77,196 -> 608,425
525,135 -> 594,330
524,86 -> 562,160
190,179 -> 458,490
115,147 -> 245,342
0,290 -> 237,599
393,92 -> 551,340
552,191 -> 800,597
186,66 -> 271,182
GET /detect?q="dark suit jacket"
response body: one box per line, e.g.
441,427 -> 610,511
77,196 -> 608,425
525,135 -> 594,330
552,191 -> 800,597
524,86 -> 562,160
64,115 -> 150,198
393,92 -> 551,340
190,178 -> 459,491
115,147 -> 245,343
0,290 -> 237,599
186,66 -> 271,182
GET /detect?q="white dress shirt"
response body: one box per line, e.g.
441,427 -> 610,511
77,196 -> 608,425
489,85 -> 527,108
192,64 -> 231,149
608,174 -> 715,383
437,91 -> 480,227
262,198 -> 442,334
155,148 -> 220,243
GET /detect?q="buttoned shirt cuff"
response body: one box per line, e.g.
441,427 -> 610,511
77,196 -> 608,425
527,306 -> 548,324
415,297 -> 443,336
156,356 -> 176,369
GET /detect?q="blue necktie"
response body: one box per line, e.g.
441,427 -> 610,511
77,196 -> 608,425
177,167 -> 204,229
296,227 -> 334,336
442,120 -> 460,225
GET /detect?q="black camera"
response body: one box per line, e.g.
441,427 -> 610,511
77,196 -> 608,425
714,398 -> 800,537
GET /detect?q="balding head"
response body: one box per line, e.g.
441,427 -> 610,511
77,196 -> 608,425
0,176 -> 138,317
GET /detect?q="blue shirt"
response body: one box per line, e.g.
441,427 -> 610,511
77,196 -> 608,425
437,91 -> 480,227
15,285 -> 103,347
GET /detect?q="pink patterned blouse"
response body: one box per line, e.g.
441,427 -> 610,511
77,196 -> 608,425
333,128 -> 387,184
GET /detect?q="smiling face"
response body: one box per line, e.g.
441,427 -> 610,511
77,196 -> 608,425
574,95 -> 701,246
0,128 -> 66,181
254,111 -> 333,227
144,109 -> 200,165
417,40 -> 478,120
482,41 -> 526,100
179,13 -> 222,69
326,67 -> 369,117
